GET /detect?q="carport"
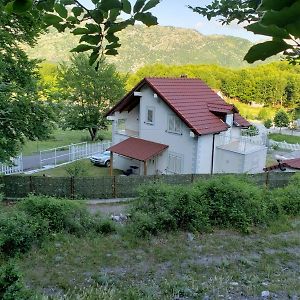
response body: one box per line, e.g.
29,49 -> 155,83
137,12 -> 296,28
107,137 -> 168,176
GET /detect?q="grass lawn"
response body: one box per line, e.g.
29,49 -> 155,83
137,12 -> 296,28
268,133 -> 300,144
22,128 -> 112,155
16,217 -> 300,299
33,159 -> 122,177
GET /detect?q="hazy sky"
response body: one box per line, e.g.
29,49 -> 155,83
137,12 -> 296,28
81,0 -> 263,42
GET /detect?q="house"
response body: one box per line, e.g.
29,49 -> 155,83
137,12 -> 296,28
264,158 -> 300,172
105,77 -> 267,175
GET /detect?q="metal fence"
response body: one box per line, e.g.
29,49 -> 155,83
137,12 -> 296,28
0,155 -> 23,175
0,172 -> 296,200
40,141 -> 111,169
269,139 -> 300,151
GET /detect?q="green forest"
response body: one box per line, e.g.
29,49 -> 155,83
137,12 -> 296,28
40,60 -> 300,121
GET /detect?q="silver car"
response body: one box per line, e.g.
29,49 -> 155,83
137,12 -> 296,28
90,151 -> 111,167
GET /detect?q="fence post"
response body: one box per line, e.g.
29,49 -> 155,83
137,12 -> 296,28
112,176 -> 116,198
191,174 -> 194,183
29,176 -> 33,194
265,172 -> 269,188
70,176 -> 75,199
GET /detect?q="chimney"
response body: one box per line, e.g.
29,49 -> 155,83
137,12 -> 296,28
180,74 -> 188,78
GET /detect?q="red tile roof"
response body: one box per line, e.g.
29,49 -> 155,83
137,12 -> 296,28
108,137 -> 168,161
106,77 -> 250,135
233,113 -> 251,128
264,158 -> 300,171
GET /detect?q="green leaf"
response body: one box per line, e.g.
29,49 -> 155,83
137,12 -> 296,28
121,0 -> 131,14
100,0 -> 122,11
80,34 -> 102,45
142,0 -> 160,12
109,8 -> 120,21
61,0 -> 74,4
244,40 -> 292,63
70,44 -> 96,53
259,0 -> 296,11
105,49 -> 119,55
4,2 -> 14,14
133,0 -> 146,13
261,1 -> 300,27
89,51 -> 100,66
12,0 -> 33,14
90,9 -> 104,24
286,20 -> 300,38
85,23 -> 101,34
67,16 -> 80,24
72,27 -> 90,35
55,3 -> 68,18
105,42 -> 121,50
72,7 -> 84,17
105,33 -> 119,43
134,12 -> 158,26
245,23 -> 290,39
44,14 -> 64,26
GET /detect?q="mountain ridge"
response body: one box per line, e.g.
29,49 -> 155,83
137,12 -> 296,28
24,25 -> 274,72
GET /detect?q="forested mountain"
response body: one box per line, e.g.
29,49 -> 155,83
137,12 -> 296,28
24,25 -> 269,72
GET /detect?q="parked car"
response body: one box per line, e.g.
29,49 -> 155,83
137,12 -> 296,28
90,151 -> 111,167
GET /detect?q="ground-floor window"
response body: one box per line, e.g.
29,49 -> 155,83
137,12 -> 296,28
168,152 -> 183,174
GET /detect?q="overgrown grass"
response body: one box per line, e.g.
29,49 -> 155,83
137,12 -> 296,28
22,128 -> 112,155
33,159 -> 122,177
268,133 -> 300,144
226,99 -> 276,121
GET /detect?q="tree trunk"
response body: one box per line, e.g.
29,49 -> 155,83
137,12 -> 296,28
88,128 -> 98,141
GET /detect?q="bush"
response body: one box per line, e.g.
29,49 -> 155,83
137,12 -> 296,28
65,161 -> 87,177
129,183 -> 210,236
270,174 -> 300,216
264,118 -> 273,129
0,210 -> 46,256
0,263 -> 34,300
194,176 -> 266,233
17,195 -> 92,235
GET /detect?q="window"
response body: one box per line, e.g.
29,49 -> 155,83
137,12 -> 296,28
168,153 -> 183,174
168,115 -> 181,133
117,119 -> 126,132
146,107 -> 154,125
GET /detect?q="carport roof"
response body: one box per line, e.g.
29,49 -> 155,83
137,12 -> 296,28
108,137 -> 168,161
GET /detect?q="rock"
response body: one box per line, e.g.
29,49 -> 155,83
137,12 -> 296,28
230,282 -> 239,286
261,291 -> 270,298
187,233 -> 195,241
203,296 -> 210,300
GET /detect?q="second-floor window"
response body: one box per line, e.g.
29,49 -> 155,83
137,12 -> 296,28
146,107 -> 154,125
168,115 -> 181,134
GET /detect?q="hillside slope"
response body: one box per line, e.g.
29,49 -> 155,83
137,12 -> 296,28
25,25 -> 267,72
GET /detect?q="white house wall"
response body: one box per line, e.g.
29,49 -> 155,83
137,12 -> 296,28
139,86 -> 197,174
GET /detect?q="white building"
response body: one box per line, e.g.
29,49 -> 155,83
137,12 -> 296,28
105,77 -> 267,175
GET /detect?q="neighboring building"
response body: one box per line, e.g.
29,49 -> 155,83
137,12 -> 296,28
264,158 -> 300,172
105,77 -> 267,175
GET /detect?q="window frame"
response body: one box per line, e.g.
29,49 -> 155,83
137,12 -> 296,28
167,115 -> 181,134
167,152 -> 184,174
145,106 -> 155,125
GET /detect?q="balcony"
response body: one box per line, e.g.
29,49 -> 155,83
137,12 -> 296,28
116,128 -> 139,138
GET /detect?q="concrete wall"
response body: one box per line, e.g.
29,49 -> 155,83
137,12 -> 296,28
195,134 -> 214,174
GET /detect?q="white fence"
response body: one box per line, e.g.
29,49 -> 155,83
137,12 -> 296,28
269,139 -> 300,151
40,141 -> 111,169
0,155 -> 23,175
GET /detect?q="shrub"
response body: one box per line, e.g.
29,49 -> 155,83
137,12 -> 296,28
129,183 -> 210,236
17,195 -> 92,235
264,119 -> 273,129
270,174 -> 300,216
193,176 -> 266,233
0,210 -> 46,256
65,161 -> 87,177
0,263 -> 34,300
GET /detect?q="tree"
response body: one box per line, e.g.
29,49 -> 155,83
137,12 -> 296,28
264,119 -> 272,129
0,0 -> 56,162
273,109 -> 290,132
190,0 -> 300,64
57,54 -> 125,141
5,0 -> 160,69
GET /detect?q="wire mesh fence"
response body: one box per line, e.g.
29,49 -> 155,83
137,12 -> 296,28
0,172 -> 296,200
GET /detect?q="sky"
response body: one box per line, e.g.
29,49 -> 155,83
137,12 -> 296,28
81,0 -> 263,42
